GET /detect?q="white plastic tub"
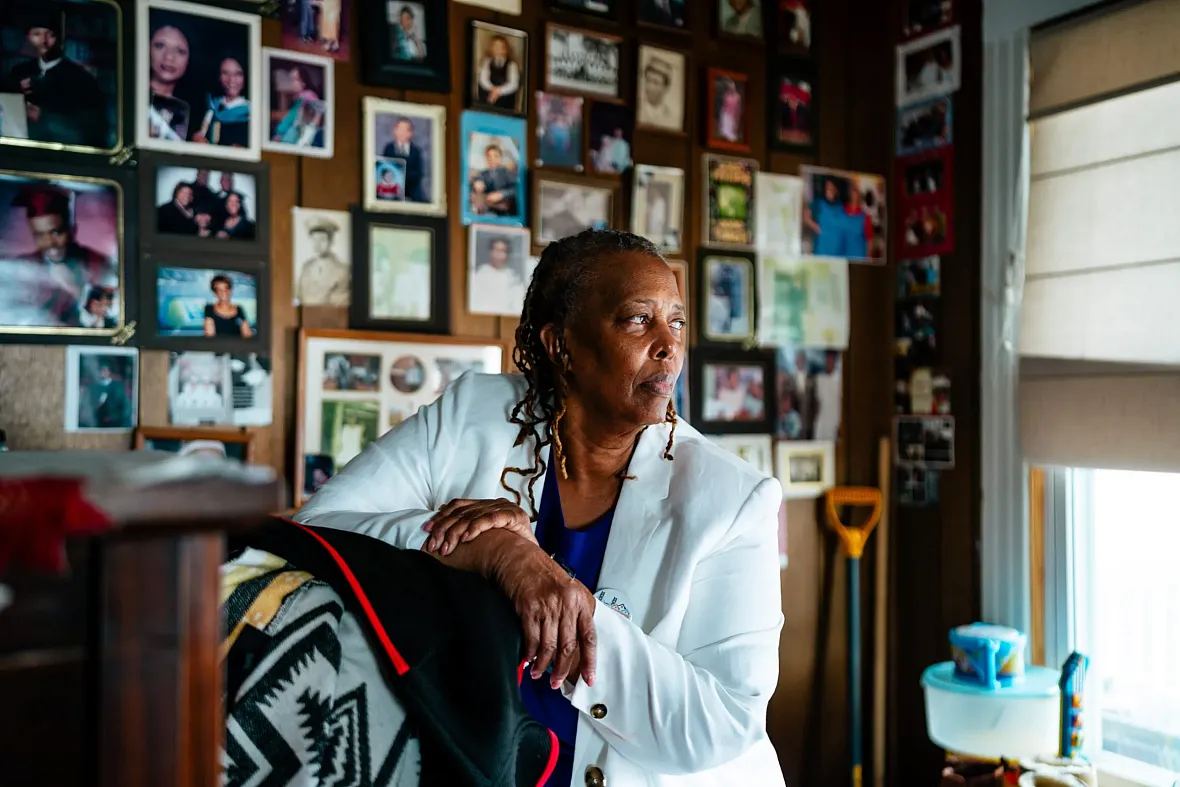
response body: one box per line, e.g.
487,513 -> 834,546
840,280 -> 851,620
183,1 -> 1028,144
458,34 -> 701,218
922,662 -> 1061,759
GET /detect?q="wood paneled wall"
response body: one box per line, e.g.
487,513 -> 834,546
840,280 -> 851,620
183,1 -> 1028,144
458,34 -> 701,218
0,0 -> 985,785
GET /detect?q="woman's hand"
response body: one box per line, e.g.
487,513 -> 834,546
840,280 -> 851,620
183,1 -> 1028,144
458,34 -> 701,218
422,498 -> 535,556
490,539 -> 598,689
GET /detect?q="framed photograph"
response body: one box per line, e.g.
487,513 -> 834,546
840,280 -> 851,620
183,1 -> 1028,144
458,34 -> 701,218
0,164 -> 133,343
717,0 -> 763,41
359,1 -> 449,93
668,258 -> 688,309
897,96 -> 952,157
136,0 -> 263,161
280,0 -> 349,60
689,346 -> 775,435
456,0 -> 522,10
757,255 -> 849,349
550,0 -> 618,19
776,440 -> 835,499
167,350 -> 272,426
363,98 -> 445,216
587,102 -> 632,176
632,165 -> 685,254
898,256 -> 940,299
468,21 -> 527,116
703,153 -> 757,248
468,224 -> 534,317
706,68 -> 751,152
699,249 -> 755,345
535,92 -> 584,171
141,254 -> 268,353
0,0 -> 128,158
544,24 -> 622,101
710,434 -> 774,476
533,174 -> 616,249
296,328 -> 506,505
898,465 -> 940,507
769,58 -> 815,151
898,147 -> 954,257
896,25 -> 960,107
350,209 -> 448,335
64,345 -> 138,433
292,207 -> 351,307
901,366 -> 952,415
800,165 -> 888,263
776,0 -> 813,54
636,45 -> 687,135
774,346 -> 842,441
894,414 -> 955,468
460,110 -> 527,227
754,172 -> 803,253
140,153 -> 268,255
261,48 -> 334,159
638,0 -> 688,30
135,426 -> 255,462
904,0 -> 954,39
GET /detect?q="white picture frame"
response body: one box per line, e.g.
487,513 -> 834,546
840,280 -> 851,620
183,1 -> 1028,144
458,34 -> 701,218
467,224 -> 535,317
296,330 -> 504,506
455,0 -> 522,13
136,0 -> 263,161
710,435 -> 775,477
362,97 -> 447,217
632,164 -> 685,254
261,48 -> 335,160
776,440 -> 835,499
896,25 -> 961,107
64,345 -> 139,433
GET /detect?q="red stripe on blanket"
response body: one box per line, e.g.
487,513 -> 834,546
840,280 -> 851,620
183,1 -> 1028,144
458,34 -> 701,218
283,519 -> 411,676
536,729 -> 559,787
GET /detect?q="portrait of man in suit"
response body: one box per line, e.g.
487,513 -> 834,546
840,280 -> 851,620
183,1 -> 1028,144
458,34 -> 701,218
381,117 -> 427,203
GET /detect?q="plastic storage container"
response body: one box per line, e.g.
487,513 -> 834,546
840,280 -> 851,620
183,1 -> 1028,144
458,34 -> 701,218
922,661 -> 1061,759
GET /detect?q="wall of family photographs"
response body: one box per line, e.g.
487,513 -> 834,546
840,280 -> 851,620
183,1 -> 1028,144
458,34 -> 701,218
0,0 -> 985,784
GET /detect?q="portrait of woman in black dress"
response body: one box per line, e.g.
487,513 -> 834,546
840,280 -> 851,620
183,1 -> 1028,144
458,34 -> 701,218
203,274 -> 254,337
216,192 -> 256,240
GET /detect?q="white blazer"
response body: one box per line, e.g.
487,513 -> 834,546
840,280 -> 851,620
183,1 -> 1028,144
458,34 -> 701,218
295,372 -> 787,787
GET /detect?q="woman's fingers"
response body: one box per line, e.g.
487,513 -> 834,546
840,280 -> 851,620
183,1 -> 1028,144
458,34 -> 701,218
577,602 -> 598,687
521,615 -> 541,668
532,615 -> 558,680
550,600 -> 581,689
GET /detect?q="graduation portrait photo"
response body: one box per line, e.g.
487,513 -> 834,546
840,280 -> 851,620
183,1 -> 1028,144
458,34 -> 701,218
0,0 -> 124,155
137,0 -> 262,161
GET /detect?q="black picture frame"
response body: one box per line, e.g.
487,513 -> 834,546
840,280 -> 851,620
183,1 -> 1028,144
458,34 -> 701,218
696,247 -> 757,346
138,252 -> 269,353
199,0 -> 282,16
767,56 -> 817,153
549,0 -> 620,22
637,0 -> 690,32
689,346 -> 776,435
771,0 -> 815,56
359,1 -> 450,93
138,152 -> 270,256
350,208 -> 449,335
0,0 -> 135,164
467,20 -> 529,117
0,158 -> 138,346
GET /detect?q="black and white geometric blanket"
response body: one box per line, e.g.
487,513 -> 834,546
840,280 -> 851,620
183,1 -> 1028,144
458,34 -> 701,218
219,548 -> 421,787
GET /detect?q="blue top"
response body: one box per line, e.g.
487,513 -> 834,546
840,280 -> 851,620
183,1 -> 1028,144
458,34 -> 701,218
811,198 -> 848,256
520,457 -> 615,785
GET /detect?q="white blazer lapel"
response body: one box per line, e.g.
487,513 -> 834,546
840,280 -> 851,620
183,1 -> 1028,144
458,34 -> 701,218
595,422 -> 675,627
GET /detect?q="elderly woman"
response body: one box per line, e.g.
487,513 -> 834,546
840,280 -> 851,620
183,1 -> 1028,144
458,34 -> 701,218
295,229 -> 786,786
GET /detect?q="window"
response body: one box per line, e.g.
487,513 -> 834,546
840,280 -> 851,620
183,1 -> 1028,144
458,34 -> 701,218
1040,466 -> 1180,786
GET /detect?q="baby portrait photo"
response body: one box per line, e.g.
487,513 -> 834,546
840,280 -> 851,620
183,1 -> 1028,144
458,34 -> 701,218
0,0 -> 123,154
137,0 -> 262,160
460,111 -> 526,226
363,98 -> 445,216
154,165 -> 258,242
801,165 -> 888,263
0,169 -> 123,334
469,21 -> 527,115
535,92 -> 583,170
262,48 -> 334,159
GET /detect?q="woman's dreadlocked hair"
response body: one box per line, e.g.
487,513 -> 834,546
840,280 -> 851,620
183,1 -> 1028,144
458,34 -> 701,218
499,228 -> 680,519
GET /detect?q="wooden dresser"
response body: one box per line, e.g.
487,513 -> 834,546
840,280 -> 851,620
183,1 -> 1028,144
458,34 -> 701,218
0,452 -> 283,787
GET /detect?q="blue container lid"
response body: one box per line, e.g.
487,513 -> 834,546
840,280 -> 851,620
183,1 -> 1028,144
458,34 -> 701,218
921,661 -> 1060,698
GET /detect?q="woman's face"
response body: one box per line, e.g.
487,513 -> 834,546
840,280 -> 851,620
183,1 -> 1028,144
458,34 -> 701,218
176,185 -> 193,206
213,280 -> 231,301
150,26 -> 190,85
555,252 -> 686,427
289,67 -> 304,93
226,193 -> 241,216
221,58 -> 245,98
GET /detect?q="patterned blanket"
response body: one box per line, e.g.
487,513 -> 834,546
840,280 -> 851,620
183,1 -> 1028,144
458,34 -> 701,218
220,548 -> 422,787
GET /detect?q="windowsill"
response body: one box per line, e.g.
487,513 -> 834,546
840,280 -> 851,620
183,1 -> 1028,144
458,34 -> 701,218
1096,751 -> 1179,787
